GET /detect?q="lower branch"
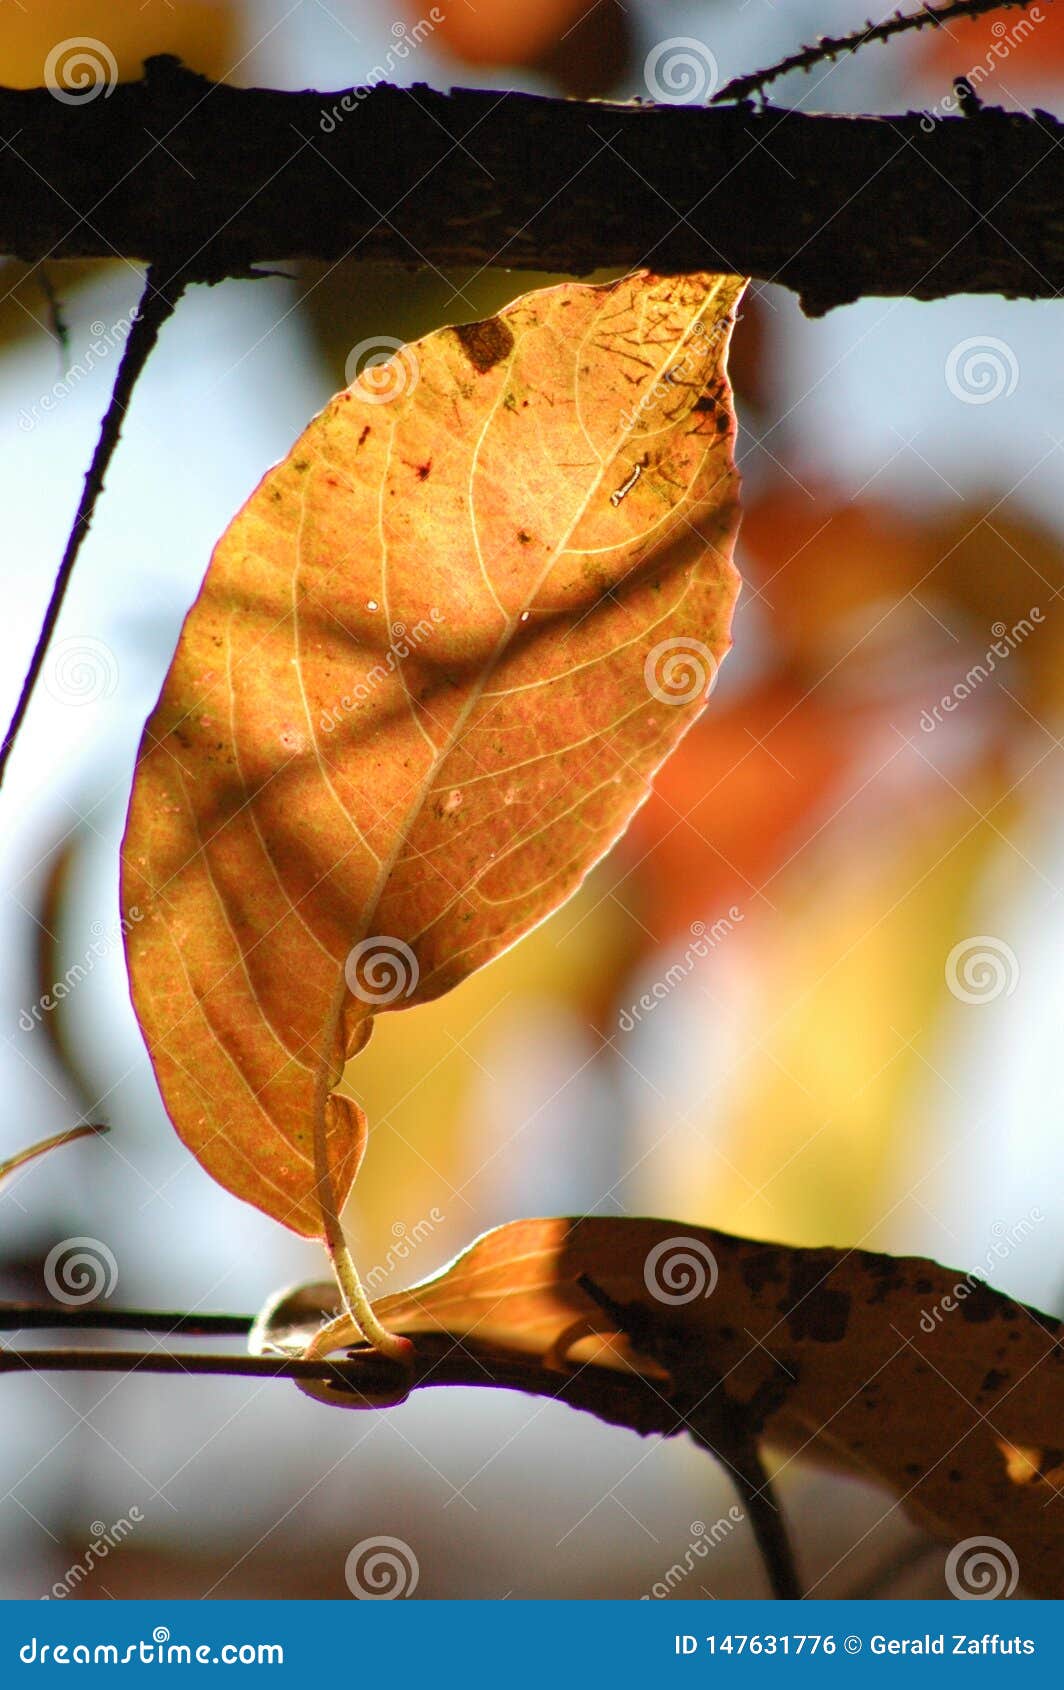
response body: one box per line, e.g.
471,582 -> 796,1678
1,1308 -> 802,1596
0,1327 -> 683,1434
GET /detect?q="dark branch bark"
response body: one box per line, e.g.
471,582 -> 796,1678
1,57 -> 1063,314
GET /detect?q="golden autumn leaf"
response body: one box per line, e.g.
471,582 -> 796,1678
122,271 -> 745,1247
254,1216 -> 1064,1596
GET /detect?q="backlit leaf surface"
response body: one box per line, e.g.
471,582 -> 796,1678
122,272 -> 745,1235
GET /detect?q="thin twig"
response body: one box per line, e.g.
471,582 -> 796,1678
0,1123 -> 107,1185
576,1274 -> 804,1599
0,265 -> 186,789
0,1305 -> 251,1336
688,1425 -> 803,1601
712,0 -> 1046,106
0,1346 -> 395,1389
0,1320 -> 698,1439
37,267 -> 70,361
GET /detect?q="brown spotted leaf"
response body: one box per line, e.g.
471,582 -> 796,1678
254,1217 -> 1064,1594
122,273 -> 745,1236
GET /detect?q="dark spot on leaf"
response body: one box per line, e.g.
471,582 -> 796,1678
780,1260 -> 851,1343
1025,1305 -> 1062,1334
981,1368 -> 1008,1392
453,318 -> 515,374
948,1469 -> 964,1483
959,1282 -> 1002,1324
862,1255 -> 906,1304
517,530 -> 532,545
740,1248 -> 786,1294
357,425 -> 371,448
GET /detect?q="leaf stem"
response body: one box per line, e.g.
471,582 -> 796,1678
310,1028 -> 411,1364
306,1243 -> 409,1365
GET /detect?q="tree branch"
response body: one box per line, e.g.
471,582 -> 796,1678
1,57 -> 1063,315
